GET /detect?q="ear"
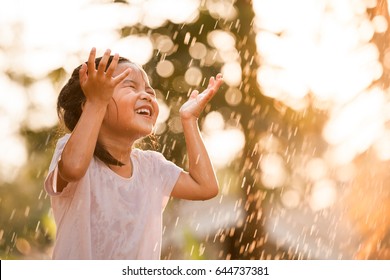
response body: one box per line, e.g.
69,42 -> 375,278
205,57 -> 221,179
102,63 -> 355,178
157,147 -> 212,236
81,100 -> 86,111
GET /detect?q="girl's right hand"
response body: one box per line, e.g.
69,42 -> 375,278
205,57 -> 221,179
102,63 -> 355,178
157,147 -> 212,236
79,48 -> 131,106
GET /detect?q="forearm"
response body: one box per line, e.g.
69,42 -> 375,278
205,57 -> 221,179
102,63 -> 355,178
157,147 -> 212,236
59,101 -> 107,182
181,118 -> 218,192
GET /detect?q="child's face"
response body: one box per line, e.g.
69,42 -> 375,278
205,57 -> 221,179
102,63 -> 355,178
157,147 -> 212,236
102,62 -> 160,140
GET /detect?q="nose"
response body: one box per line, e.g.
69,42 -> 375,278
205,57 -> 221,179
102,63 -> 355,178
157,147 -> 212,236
140,91 -> 152,102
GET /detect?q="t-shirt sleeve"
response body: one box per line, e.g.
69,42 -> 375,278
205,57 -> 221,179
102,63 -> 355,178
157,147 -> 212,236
153,151 -> 182,196
44,134 -> 73,197
147,150 -> 182,208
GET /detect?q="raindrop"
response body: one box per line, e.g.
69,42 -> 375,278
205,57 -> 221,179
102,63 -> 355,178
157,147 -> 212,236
11,232 -> 16,243
35,221 -> 41,232
184,32 -> 191,45
9,209 -> 16,220
175,216 -> 180,228
171,140 -> 177,150
24,206 -> 30,217
198,24 -> 204,35
38,189 -> 43,199
45,133 -> 51,145
199,243 -> 205,256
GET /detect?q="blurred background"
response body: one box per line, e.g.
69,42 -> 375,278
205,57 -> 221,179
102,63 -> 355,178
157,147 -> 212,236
1,0 -> 390,260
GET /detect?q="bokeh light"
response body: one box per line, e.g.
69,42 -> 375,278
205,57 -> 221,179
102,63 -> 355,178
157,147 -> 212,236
156,60 -> 175,78
184,67 -> 203,86
253,0 -> 390,259
202,111 -> 245,169
189,42 -> 208,60
2,0 -> 390,261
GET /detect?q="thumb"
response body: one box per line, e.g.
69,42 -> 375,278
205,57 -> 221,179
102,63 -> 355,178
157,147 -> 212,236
189,90 -> 199,99
79,63 -> 88,86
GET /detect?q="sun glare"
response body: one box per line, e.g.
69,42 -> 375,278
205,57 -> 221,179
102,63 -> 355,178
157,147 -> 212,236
202,111 -> 245,169
253,0 -> 390,257
253,0 -> 387,166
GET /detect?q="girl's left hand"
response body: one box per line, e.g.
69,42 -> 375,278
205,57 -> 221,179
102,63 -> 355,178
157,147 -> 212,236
180,73 -> 223,120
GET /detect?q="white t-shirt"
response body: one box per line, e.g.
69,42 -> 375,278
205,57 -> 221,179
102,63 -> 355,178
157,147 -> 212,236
44,134 -> 182,259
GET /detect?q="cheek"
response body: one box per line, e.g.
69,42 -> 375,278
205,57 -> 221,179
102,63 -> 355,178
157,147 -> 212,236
104,102 -> 118,122
105,97 -> 133,123
154,104 -> 160,121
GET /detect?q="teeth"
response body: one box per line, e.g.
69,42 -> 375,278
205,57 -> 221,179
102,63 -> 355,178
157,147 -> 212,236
135,108 -> 151,116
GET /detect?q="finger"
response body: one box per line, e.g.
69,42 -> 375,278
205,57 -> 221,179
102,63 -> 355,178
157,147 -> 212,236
79,63 -> 88,86
213,73 -> 223,85
196,89 -> 215,107
201,82 -> 219,102
207,76 -> 215,89
105,53 -> 119,77
195,74 -> 223,105
87,47 -> 97,75
112,67 -> 132,86
189,90 -> 199,99
97,49 -> 111,74
206,73 -> 223,90
210,74 -> 223,92
203,88 -> 217,101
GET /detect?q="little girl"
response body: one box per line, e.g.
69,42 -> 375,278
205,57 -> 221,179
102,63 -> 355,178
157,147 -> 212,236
44,48 -> 223,259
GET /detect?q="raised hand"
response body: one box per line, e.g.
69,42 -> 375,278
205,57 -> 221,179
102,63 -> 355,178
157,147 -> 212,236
179,73 -> 223,120
79,48 -> 131,106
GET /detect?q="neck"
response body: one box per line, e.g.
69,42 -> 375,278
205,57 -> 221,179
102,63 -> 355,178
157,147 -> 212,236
98,134 -> 135,166
98,135 -> 135,178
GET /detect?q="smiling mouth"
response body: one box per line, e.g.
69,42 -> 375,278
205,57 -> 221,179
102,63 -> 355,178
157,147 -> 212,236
135,108 -> 152,117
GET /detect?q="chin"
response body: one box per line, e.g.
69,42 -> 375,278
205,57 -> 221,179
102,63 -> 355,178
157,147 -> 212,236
134,125 -> 154,138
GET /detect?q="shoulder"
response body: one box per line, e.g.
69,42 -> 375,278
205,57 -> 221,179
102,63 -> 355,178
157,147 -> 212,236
131,148 -> 166,161
131,148 -> 181,174
52,133 -> 71,152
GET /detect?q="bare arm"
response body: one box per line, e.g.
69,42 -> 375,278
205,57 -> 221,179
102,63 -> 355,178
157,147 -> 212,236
56,48 -> 130,192
171,74 -> 223,200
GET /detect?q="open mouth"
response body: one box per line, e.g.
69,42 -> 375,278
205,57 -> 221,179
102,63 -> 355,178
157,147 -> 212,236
135,108 -> 152,117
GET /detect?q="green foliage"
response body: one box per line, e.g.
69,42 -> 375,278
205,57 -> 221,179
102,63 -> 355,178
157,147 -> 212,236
0,1 -> 333,260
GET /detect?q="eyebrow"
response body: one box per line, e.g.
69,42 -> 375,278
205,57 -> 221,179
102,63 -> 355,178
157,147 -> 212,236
122,79 -> 136,86
122,79 -> 155,93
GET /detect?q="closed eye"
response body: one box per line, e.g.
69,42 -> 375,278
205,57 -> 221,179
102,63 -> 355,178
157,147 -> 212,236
146,88 -> 156,97
122,79 -> 137,89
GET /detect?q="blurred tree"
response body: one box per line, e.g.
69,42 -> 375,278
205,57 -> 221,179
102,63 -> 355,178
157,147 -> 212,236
2,0 -> 390,261
348,0 -> 390,259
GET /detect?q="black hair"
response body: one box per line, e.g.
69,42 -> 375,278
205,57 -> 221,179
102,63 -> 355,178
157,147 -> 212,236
57,55 -> 135,166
